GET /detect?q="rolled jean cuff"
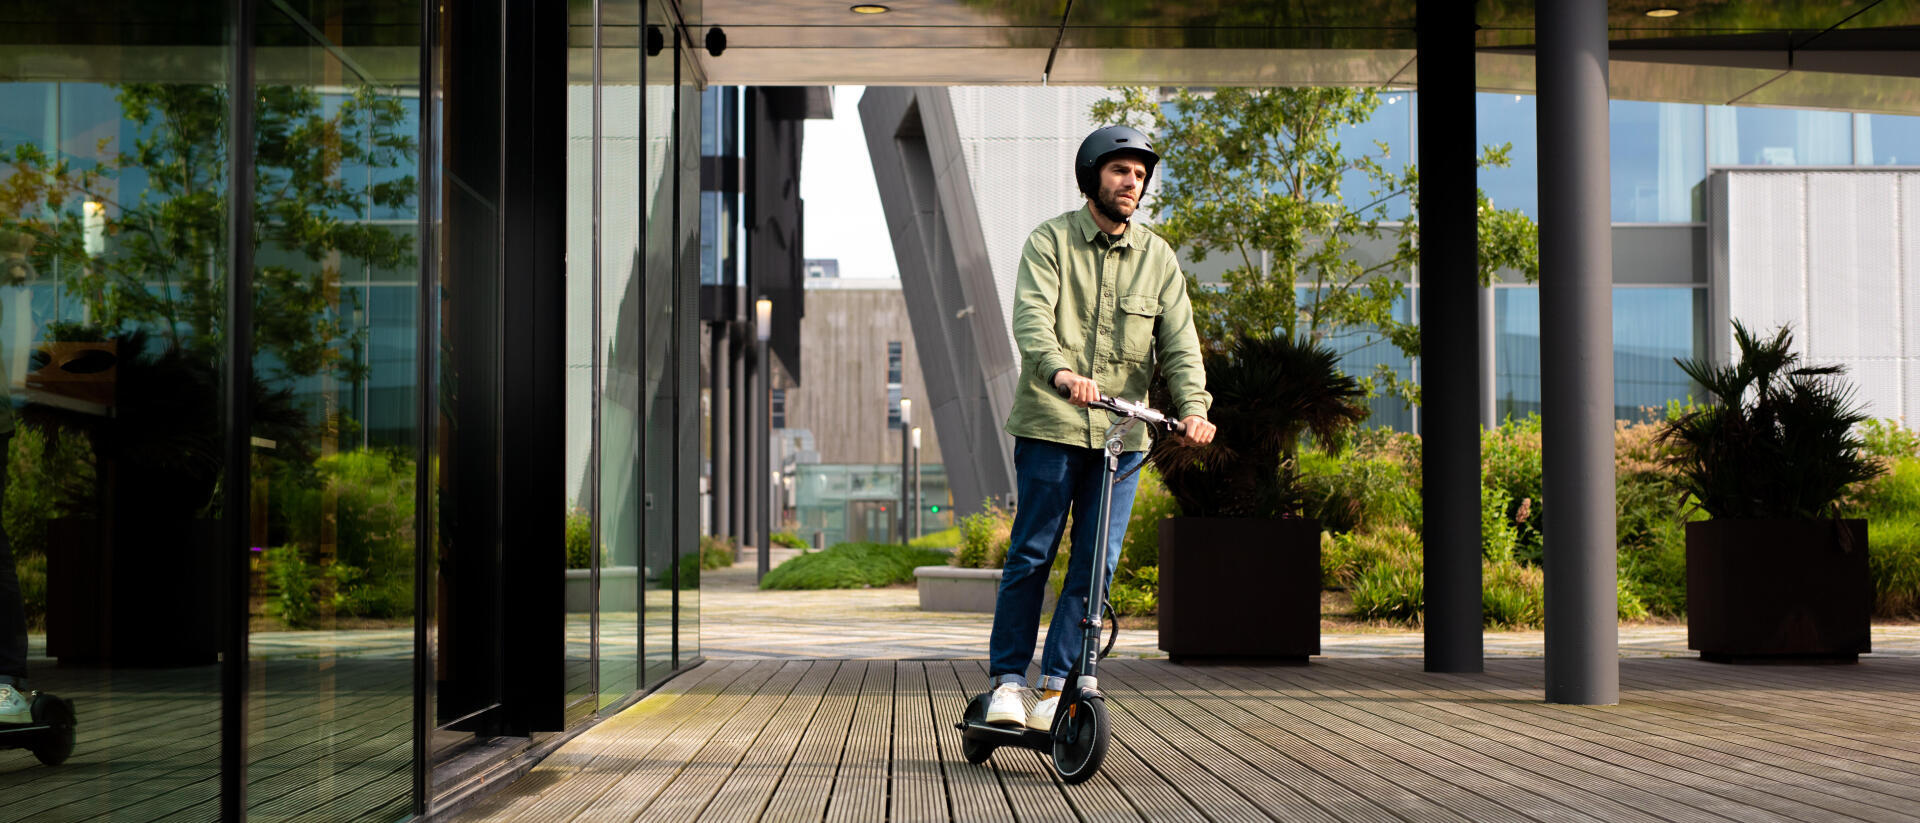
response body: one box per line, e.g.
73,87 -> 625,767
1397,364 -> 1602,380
1037,675 -> 1067,692
990,673 -> 1028,689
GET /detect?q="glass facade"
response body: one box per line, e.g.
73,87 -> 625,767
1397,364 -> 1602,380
793,463 -> 955,548
0,0 -> 702,818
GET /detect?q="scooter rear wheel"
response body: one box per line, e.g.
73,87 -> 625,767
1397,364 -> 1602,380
30,694 -> 76,766
1050,695 -> 1108,784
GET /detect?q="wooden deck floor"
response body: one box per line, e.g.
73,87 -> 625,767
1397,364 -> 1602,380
456,657 -> 1920,823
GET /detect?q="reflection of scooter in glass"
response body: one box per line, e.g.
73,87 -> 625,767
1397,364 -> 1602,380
955,392 -> 1183,784
0,690 -> 76,766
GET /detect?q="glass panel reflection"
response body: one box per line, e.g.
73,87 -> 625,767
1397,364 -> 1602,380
1610,100 -> 1704,222
598,0 -> 644,707
564,0 -> 597,720
641,22 -> 676,688
1708,106 -> 1851,166
0,14 -> 230,820
247,1 -> 419,819
1495,287 -> 1704,423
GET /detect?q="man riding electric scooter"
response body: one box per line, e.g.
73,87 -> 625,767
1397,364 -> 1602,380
979,125 -> 1215,740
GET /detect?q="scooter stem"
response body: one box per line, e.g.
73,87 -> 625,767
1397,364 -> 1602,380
1068,416 -> 1136,696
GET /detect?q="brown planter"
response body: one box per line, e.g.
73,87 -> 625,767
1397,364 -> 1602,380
1687,518 -> 1870,663
1158,516 -> 1320,663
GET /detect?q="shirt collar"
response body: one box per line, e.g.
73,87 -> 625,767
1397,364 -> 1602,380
1074,204 -> 1134,249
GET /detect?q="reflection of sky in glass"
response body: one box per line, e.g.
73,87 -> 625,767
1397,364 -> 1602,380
1857,113 -> 1920,165
1610,100 -> 1704,223
1300,286 -> 1416,431
1496,287 -> 1702,422
1475,93 -> 1539,218
1709,106 -> 1851,166
1338,91 -> 1411,218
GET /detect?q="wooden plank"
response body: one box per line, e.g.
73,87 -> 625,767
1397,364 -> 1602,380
561,661 -> 788,821
694,661 -> 842,823
1212,662 -> 1616,823
758,660 -> 867,821
1110,660 -> 1475,823
1405,663 -> 1920,821
457,660 -> 752,822
888,662 -> 949,823
1294,661 -> 1760,823
1092,664 -> 1343,823
625,660 -> 813,823
1356,661 -> 1917,823
1599,662 -> 1920,761
922,661 -> 1015,823
825,661 -> 893,823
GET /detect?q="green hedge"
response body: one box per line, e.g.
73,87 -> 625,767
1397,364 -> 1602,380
759,542 -> 949,590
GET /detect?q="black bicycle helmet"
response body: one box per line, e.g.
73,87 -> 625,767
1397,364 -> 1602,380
1074,125 -> 1158,198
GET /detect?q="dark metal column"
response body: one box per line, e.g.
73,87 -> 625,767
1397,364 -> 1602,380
730,325 -> 748,543
1538,0 -> 1620,705
222,0 -> 256,816
1417,0 -> 1483,673
711,322 -> 730,537
754,321 -> 770,580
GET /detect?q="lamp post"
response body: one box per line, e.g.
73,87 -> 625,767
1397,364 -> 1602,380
898,397 -> 912,544
910,426 -> 922,540
755,297 -> 772,583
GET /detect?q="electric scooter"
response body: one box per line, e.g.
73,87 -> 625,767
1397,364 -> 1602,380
0,689 -> 76,766
955,391 -> 1183,784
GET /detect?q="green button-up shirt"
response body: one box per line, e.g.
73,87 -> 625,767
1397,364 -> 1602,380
1004,206 -> 1210,452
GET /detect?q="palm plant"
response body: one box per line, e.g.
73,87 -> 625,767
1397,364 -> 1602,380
1662,321 -> 1883,520
1149,335 -> 1368,519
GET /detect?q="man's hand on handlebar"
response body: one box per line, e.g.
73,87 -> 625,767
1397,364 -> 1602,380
1176,415 -> 1215,446
1052,370 -> 1099,408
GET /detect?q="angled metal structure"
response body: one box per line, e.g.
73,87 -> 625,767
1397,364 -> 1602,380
859,88 -> 1019,518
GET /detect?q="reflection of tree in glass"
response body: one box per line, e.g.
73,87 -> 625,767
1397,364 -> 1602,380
1,82 -> 415,390
1094,87 -> 1539,406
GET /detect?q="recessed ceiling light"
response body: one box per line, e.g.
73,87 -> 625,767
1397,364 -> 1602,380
850,3 -> 890,12
1645,8 -> 1680,17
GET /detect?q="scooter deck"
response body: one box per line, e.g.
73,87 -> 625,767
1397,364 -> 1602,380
955,717 -> 1051,751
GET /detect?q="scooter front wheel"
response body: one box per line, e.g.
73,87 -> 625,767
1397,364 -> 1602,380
1050,695 -> 1108,784
30,694 -> 76,766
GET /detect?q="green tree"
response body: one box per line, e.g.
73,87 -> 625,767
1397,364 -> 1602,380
1092,87 -> 1539,405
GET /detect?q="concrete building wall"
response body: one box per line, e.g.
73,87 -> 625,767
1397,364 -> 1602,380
785,281 -> 946,466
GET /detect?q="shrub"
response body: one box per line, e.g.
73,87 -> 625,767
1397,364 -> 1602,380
1299,437 -> 1421,534
1861,419 -> 1920,460
1482,416 -> 1545,563
263,546 -> 322,628
1481,560 -> 1545,629
769,530 -> 809,549
1851,454 -> 1920,618
1110,565 -> 1159,617
1481,483 -> 1517,565
1663,321 -> 1882,520
760,542 -> 949,590
699,534 -> 737,570
909,527 -> 960,549
952,500 -> 1013,569
270,449 -> 417,620
1350,548 -> 1423,623
16,551 -> 46,632
566,507 -> 593,569
1120,465 -> 1178,574
1321,525 -> 1420,591
678,552 -> 703,590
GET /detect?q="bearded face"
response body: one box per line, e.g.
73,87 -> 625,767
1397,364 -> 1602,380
1092,156 -> 1147,226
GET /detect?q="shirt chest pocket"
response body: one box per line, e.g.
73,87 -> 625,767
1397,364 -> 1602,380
1116,293 -> 1160,360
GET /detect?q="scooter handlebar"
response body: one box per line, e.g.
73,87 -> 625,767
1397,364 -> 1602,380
1057,386 -> 1185,435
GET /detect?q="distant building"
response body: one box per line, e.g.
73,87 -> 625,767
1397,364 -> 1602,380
804,258 -> 840,279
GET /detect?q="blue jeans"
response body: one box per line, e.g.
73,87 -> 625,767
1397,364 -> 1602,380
988,437 -> 1143,692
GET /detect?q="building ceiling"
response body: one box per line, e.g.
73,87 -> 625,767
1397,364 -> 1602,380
680,0 -> 1920,114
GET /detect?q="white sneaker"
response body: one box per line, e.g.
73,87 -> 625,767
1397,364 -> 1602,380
984,683 -> 1028,726
0,685 -> 29,725
1026,693 -> 1059,731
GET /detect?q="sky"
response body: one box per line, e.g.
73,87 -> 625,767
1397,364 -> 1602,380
800,86 -> 900,280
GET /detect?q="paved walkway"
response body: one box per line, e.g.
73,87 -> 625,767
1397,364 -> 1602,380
703,548 -> 1920,661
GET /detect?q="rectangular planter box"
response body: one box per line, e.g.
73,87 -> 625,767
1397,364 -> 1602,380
914,566 -> 1057,614
1687,518 -> 1870,663
564,566 -> 641,613
1159,517 -> 1320,662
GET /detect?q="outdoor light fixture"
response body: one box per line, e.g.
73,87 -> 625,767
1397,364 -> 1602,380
900,397 -> 912,425
850,4 -> 890,13
755,297 -> 772,342
911,426 -> 921,450
83,200 -> 105,258
1645,8 -> 1680,17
